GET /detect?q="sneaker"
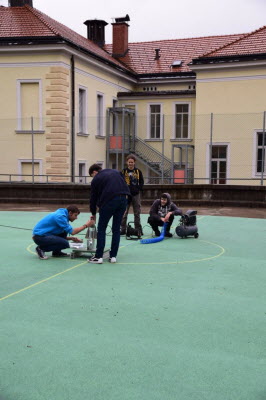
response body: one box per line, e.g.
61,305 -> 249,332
109,257 -> 117,263
52,251 -> 69,257
154,229 -> 160,237
165,232 -> 173,238
88,256 -> 103,264
120,230 -> 126,235
36,246 -> 48,260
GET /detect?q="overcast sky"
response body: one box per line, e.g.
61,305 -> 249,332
2,0 -> 266,43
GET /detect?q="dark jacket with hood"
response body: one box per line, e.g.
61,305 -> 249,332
149,193 -> 182,222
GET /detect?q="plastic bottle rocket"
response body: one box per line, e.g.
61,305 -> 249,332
85,225 -> 97,251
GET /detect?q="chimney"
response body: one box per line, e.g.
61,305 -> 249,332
112,14 -> 130,58
84,19 -> 108,48
9,0 -> 33,6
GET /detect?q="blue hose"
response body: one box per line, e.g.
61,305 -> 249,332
140,222 -> 168,244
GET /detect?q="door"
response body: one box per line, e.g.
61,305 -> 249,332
211,145 -> 227,184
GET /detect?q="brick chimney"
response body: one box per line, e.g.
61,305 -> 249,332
84,19 -> 108,48
9,0 -> 33,6
112,14 -> 130,58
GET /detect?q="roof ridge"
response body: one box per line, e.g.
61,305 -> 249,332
120,32 -> 245,46
201,25 -> 266,58
25,4 -> 60,36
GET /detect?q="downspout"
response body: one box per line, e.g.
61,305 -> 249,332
71,55 -> 75,182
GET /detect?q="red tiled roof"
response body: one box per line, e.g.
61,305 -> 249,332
104,34 -> 244,74
199,25 -> 266,58
0,5 -> 132,73
1,5 -> 264,75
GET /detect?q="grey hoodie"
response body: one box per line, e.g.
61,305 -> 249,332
149,193 -> 182,221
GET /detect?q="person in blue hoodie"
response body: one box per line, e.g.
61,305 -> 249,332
148,193 -> 182,237
32,205 -> 94,260
88,164 -> 130,264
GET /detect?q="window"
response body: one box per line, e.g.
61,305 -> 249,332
78,87 -> 87,135
175,103 -> 189,139
256,131 -> 266,174
17,80 -> 43,131
210,145 -> 227,184
77,161 -> 87,183
97,93 -> 104,136
18,159 -> 42,182
149,104 -> 161,139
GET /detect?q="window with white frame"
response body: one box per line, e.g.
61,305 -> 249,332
18,159 -> 42,182
78,87 -> 87,135
175,103 -> 190,139
149,104 -> 161,139
256,130 -> 266,174
78,161 -> 87,183
17,80 -> 43,132
97,93 -> 104,136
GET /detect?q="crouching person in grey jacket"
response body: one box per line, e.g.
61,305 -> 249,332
148,193 -> 182,237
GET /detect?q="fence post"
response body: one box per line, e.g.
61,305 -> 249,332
209,113 -> 213,184
31,117 -> 35,184
261,111 -> 266,186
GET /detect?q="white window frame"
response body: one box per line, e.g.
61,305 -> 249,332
78,86 -> 88,135
96,92 -> 105,136
253,129 -> 266,177
77,160 -> 88,183
18,159 -> 43,182
147,103 -> 163,139
206,142 -> 230,184
172,101 -> 191,140
16,79 -> 43,131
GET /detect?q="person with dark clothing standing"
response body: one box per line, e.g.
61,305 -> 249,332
148,193 -> 182,237
120,154 -> 144,235
88,164 -> 130,264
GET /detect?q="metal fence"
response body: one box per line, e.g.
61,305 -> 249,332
0,112 -> 265,185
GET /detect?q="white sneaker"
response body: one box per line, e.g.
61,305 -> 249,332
109,257 -> 117,263
88,256 -> 103,264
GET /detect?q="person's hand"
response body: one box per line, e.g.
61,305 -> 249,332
68,236 -> 83,243
164,212 -> 172,222
72,237 -> 83,243
87,218 -> 95,227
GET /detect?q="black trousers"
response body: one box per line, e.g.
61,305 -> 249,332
147,214 -> 174,231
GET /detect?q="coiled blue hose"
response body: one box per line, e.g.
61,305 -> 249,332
140,222 -> 168,244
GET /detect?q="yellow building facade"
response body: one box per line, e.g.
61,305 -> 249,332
0,1 -> 265,185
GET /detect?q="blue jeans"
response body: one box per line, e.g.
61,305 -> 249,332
96,195 -> 128,258
33,232 -> 69,254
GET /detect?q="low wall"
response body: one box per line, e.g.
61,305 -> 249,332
0,183 -> 265,208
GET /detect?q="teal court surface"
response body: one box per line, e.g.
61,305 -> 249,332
0,210 -> 266,400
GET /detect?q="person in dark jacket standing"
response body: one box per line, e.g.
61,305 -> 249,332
120,154 -> 144,235
88,164 -> 130,264
148,193 -> 182,237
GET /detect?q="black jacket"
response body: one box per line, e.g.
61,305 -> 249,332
90,169 -> 130,215
121,167 -> 144,196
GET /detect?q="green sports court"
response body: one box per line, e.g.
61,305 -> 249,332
0,210 -> 266,400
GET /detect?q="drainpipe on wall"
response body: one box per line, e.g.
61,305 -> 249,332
71,55 -> 75,183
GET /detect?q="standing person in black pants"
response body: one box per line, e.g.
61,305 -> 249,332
88,164 -> 130,264
120,154 -> 144,235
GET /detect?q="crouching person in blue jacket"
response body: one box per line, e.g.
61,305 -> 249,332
32,205 -> 94,259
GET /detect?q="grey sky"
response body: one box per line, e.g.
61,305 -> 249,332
2,0 -> 266,43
